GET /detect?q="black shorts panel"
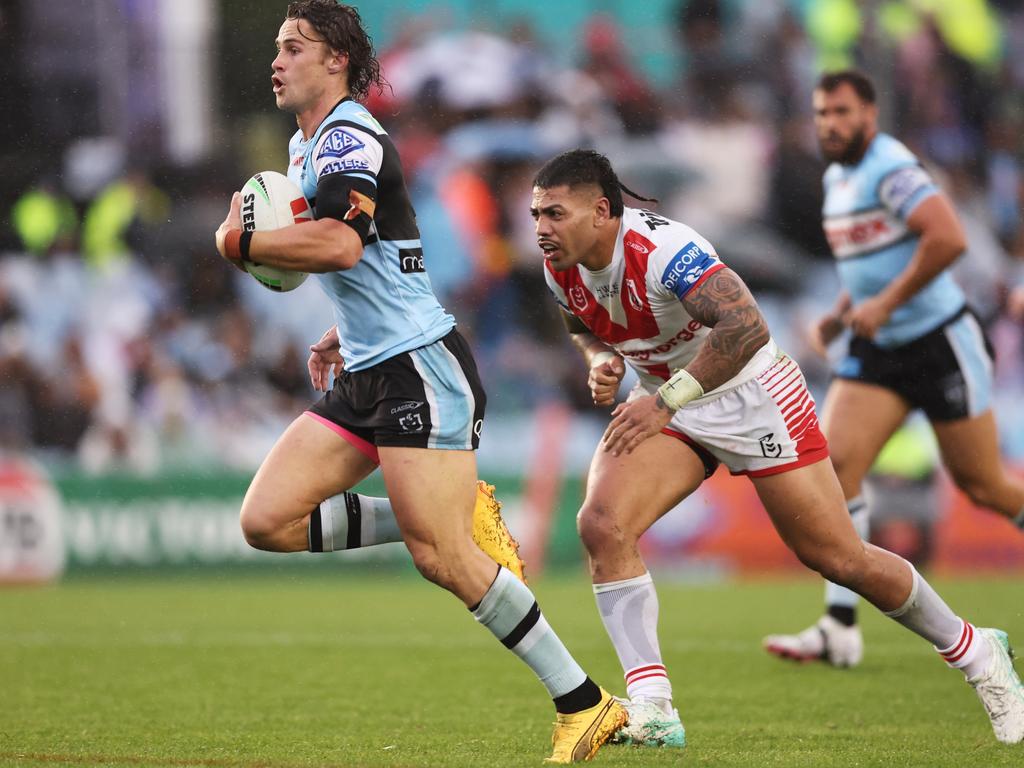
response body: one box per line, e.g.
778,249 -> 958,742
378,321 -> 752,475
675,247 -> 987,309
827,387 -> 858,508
308,328 -> 487,450
834,309 -> 994,422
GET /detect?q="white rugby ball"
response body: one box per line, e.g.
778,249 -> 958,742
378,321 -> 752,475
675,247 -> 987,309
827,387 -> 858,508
239,170 -> 313,292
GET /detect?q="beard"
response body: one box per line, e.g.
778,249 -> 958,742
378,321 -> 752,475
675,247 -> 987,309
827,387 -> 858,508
820,127 -> 869,165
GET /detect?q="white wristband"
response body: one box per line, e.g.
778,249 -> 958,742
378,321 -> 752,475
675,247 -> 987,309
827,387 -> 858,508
589,350 -> 617,369
657,369 -> 704,410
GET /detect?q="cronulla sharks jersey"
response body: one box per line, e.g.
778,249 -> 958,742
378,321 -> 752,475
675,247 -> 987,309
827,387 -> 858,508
822,133 -> 965,347
544,207 -> 778,400
288,98 -> 453,371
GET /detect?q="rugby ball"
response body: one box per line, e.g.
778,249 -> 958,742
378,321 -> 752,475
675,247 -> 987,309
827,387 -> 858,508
239,171 -> 313,292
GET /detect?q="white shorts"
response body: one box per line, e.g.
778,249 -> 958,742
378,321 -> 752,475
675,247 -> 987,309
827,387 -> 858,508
638,353 -> 830,477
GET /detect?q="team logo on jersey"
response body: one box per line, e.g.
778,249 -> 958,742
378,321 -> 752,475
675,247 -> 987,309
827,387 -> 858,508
399,413 -> 424,433
625,279 -> 644,311
317,128 -> 365,161
569,285 -> 589,312
661,242 -> 716,298
758,433 -> 782,458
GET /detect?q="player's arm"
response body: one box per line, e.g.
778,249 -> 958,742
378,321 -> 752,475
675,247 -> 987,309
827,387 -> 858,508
865,194 -> 965,310
217,179 -> 373,273
667,267 -> 770,399
562,313 -> 625,407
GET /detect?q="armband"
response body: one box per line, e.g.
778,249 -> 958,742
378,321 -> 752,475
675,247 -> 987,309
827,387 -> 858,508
223,229 -> 253,264
657,368 -> 704,410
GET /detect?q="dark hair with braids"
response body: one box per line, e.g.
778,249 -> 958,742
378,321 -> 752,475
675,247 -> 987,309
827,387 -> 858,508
285,0 -> 387,101
816,69 -> 876,104
532,149 -> 657,217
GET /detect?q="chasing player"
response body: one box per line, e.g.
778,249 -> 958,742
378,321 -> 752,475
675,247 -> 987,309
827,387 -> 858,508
531,148 -> 1024,748
764,70 -> 1024,668
214,3 -> 624,761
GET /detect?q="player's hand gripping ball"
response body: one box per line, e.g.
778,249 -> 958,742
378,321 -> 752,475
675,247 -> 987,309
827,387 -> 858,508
238,171 -> 314,292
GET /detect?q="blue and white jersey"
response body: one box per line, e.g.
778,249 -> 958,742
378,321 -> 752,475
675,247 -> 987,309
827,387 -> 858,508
822,132 -> 965,347
288,98 -> 454,371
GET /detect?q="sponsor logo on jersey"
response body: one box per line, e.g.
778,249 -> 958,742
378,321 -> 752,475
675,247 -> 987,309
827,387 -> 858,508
625,278 -> 644,311
319,158 -> 370,175
317,128 -> 365,161
638,209 -> 670,231
823,209 -> 904,258
569,285 -> 589,311
660,242 -> 716,298
398,247 -> 425,274
291,154 -> 303,167
620,320 -> 703,361
390,400 -> 424,415
595,282 -> 620,300
625,239 -> 649,254
758,433 -> 782,458
623,229 -> 657,257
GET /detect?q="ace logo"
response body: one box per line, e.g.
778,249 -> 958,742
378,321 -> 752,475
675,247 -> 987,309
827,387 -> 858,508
318,129 -> 365,161
399,413 -> 424,433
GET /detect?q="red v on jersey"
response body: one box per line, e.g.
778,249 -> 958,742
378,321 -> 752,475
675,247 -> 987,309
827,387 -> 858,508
546,229 -> 661,343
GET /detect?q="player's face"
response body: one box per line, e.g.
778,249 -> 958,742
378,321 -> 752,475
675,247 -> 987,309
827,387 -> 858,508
272,18 -> 339,114
813,83 -> 877,164
530,184 -> 609,271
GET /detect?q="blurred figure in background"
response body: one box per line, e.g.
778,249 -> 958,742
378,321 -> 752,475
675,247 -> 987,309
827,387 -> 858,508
764,70 -> 1024,670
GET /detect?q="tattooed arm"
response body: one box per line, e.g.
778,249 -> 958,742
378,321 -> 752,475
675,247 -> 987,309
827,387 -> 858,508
677,267 -> 770,393
602,267 -> 770,455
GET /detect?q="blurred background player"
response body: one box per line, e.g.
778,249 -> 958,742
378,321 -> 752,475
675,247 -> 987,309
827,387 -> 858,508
214,3 -> 623,761
764,70 -> 1024,668
532,148 -> 1024,748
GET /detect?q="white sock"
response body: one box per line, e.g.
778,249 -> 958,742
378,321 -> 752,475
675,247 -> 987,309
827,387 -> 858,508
594,572 -> 673,702
307,493 -> 401,552
824,497 -> 869,614
883,561 -> 991,678
473,567 -> 590,702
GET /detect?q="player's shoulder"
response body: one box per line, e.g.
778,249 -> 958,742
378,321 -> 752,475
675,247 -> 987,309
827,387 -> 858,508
621,207 -> 716,262
323,99 -> 387,136
863,133 -> 921,178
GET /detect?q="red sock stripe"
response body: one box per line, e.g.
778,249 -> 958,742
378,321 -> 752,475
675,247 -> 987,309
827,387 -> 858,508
627,671 -> 670,685
941,622 -> 974,663
625,664 -> 666,683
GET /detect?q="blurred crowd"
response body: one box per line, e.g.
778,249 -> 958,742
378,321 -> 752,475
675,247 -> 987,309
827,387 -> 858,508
3,0 -> 1024,474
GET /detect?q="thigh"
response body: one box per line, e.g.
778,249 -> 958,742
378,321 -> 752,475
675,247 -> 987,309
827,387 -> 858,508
243,412 -> 379,529
932,409 -> 1002,486
750,458 -> 859,556
821,378 -> 910,497
585,432 -> 710,537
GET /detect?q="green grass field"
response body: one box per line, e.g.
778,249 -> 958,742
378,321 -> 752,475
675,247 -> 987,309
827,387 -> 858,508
1,570 -> 1023,767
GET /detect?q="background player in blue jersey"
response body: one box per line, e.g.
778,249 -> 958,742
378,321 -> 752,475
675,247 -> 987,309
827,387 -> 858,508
213,3 -> 625,762
764,70 -> 1024,669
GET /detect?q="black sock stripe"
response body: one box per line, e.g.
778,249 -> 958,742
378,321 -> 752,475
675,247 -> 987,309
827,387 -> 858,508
308,507 -> 323,553
501,602 -> 541,649
344,493 -> 361,549
553,676 -> 602,714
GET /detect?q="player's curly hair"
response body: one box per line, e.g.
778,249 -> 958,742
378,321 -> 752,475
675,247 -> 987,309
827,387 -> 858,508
533,149 -> 657,217
286,0 -> 387,101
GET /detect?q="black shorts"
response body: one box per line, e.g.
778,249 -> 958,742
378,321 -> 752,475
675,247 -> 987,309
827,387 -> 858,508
308,328 -> 486,452
834,308 -> 994,422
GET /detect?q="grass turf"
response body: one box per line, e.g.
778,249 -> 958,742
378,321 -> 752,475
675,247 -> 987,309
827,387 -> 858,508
1,570 -> 1023,767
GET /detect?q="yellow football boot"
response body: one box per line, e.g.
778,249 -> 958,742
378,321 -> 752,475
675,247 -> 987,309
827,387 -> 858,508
472,481 -> 526,582
545,688 -> 627,763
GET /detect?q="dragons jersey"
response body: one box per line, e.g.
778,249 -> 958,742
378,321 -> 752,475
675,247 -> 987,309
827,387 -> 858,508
288,97 -> 453,371
544,207 -> 778,403
822,132 -> 965,348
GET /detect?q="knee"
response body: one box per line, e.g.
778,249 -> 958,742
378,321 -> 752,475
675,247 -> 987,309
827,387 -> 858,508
950,472 -> 998,512
577,501 -> 637,558
239,502 -> 285,551
794,542 -> 866,588
405,541 -> 458,591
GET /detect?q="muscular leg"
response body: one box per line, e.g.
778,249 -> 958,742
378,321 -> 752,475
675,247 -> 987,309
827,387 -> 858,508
751,458 -> 1024,743
378,446 -> 608,717
240,413 -> 378,552
933,410 -> 1024,528
578,432 -> 706,732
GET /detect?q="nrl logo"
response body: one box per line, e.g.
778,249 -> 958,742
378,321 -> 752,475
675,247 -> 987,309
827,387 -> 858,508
758,433 -> 782,458
399,413 -> 424,433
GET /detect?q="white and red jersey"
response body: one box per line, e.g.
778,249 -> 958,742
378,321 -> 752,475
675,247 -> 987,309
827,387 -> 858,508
544,207 -> 777,402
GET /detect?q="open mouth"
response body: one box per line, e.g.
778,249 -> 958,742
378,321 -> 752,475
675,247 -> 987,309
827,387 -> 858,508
272,75 -> 285,93
539,241 -> 560,259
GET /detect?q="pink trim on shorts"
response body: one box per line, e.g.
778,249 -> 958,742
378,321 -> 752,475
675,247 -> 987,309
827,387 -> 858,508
304,411 -> 380,464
